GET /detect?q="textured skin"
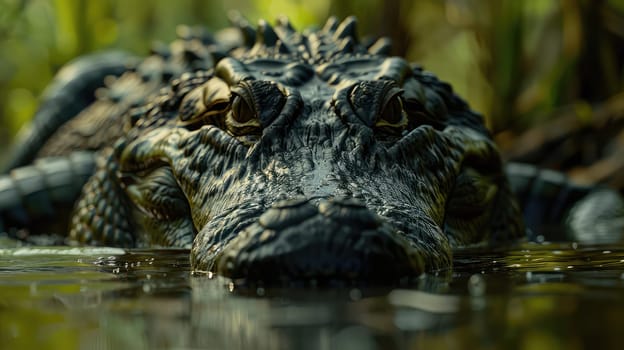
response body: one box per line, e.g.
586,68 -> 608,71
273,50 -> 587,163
60,17 -> 526,284
9,16 -> 612,285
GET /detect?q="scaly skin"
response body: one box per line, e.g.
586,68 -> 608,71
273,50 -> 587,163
62,17 -> 524,284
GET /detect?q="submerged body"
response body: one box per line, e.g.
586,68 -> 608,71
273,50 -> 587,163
1,17 -> 620,284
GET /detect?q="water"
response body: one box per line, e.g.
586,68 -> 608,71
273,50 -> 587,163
1,241 -> 624,350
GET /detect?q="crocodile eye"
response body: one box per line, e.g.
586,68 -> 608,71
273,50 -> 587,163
231,94 -> 256,123
376,94 -> 406,127
374,91 -> 408,136
224,81 -> 286,141
346,81 -> 409,138
226,89 -> 262,137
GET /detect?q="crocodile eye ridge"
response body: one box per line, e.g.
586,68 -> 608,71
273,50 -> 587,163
178,76 -> 230,127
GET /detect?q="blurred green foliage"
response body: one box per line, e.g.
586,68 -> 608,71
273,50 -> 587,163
1,0 -> 624,149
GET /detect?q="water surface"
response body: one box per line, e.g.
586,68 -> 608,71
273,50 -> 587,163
1,241 -> 624,350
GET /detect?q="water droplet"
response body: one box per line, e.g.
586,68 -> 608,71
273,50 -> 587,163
349,288 -> 362,301
468,274 -> 486,297
256,287 -> 265,296
228,282 -> 235,292
142,283 -> 152,293
572,242 -> 578,250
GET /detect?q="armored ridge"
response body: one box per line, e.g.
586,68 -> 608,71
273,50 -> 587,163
1,16 -> 621,285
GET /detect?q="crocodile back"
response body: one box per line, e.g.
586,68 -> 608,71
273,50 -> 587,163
2,52 -> 136,173
506,162 -> 624,242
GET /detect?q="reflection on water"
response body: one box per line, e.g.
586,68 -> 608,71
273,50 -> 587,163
1,242 -> 624,350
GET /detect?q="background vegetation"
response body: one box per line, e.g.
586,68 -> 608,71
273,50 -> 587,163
1,0 -> 624,163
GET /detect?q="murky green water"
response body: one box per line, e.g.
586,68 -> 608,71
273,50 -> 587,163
1,241 -> 624,350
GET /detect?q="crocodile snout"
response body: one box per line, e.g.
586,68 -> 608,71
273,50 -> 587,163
209,198 -> 424,285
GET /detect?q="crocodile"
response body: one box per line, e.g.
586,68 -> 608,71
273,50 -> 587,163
1,17 -> 622,285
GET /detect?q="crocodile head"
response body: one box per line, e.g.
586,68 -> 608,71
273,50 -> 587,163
71,17 -> 524,285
